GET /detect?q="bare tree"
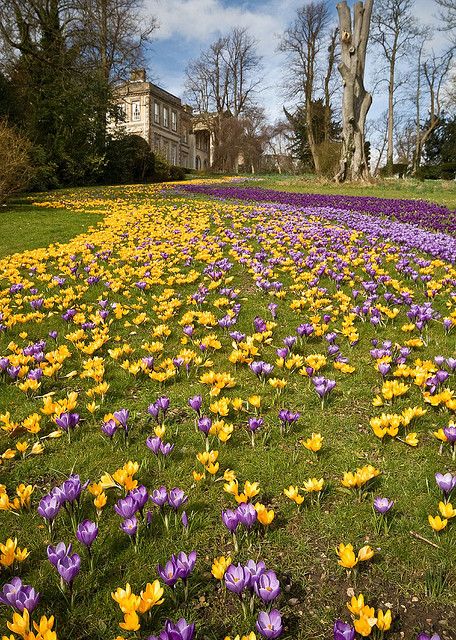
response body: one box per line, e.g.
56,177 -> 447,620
414,48 -> 454,169
264,120 -> 295,174
371,0 -> 421,171
185,27 -> 262,172
335,0 -> 374,182
435,0 -> 456,44
73,0 -> 158,83
279,2 -> 331,174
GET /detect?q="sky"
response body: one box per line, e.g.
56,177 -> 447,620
144,0 -> 446,126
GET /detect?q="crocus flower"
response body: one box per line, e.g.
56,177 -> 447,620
222,509 -> 239,533
175,551 -> 197,579
37,495 -> 61,522
114,495 -> 138,519
256,609 -> 283,638
57,553 -> 81,584
254,570 -> 281,602
435,472 -> 456,496
373,497 -> 394,514
151,486 -> 168,507
333,620 -> 355,640
47,542 -> 73,567
0,577 -> 40,613
55,412 -> 80,432
168,488 -> 188,510
76,520 -> 98,548
236,503 -> 257,529
225,563 -> 250,594
417,635 -> 441,640
157,557 -> 182,587
188,395 -> 203,415
120,516 -> 138,537
113,409 -> 129,429
101,419 -> 117,438
198,416 -> 212,435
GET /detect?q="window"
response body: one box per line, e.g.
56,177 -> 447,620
153,134 -> 160,151
132,101 -> 141,121
171,110 -> 177,131
154,102 -> 160,124
171,144 -> 177,165
182,127 -> 188,143
163,107 -> 169,128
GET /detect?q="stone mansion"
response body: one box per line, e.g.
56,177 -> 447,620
111,70 -> 212,170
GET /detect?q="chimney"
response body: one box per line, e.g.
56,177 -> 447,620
131,69 -> 146,82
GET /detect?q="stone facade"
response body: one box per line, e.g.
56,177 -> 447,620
110,70 -> 212,170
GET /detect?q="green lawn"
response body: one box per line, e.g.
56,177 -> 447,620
0,203 -> 99,259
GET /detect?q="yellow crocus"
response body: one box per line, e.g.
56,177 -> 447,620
428,514 -> 448,531
336,543 -> 358,569
211,555 -> 232,580
376,608 -> 392,631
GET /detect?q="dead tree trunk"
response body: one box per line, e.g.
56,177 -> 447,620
335,0 -> 374,182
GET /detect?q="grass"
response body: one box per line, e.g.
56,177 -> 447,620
0,181 -> 455,640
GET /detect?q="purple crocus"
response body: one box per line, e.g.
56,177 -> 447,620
113,408 -> 129,430
256,609 -> 283,639
333,620 -> 355,640
101,419 -> 117,438
37,494 -> 61,522
312,376 -> 336,401
225,563 -> 250,594
114,495 -> 138,519
236,502 -> 257,529
55,412 -> 80,432
197,416 -> 212,436
188,395 -> 203,415
417,635 -> 441,640
56,553 -> 81,584
76,520 -> 98,548
151,486 -> 168,507
47,542 -> 73,567
149,618 -> 195,640
222,509 -> 239,533
120,516 -> 138,537
175,551 -> 197,580
373,497 -> 394,514
435,472 -> 456,496
0,577 -> 40,613
254,570 -> 281,603
168,488 -> 188,510
157,557 -> 182,587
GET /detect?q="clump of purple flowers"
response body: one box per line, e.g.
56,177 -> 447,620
0,577 -> 40,613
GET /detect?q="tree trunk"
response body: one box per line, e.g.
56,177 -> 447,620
335,0 -> 374,182
306,98 -> 322,174
386,54 -> 395,170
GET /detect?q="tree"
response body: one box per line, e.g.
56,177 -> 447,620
371,0 -> 421,172
422,113 -> 456,164
0,0 -> 156,186
185,27 -> 262,172
335,0 -> 374,182
285,99 -> 341,171
414,48 -> 454,170
263,120 -> 295,174
435,0 -> 456,44
279,2 -> 332,174
0,121 -> 32,204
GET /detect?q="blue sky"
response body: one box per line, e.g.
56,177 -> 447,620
144,0 -> 446,125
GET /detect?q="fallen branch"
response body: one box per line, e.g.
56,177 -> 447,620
410,531 -> 440,549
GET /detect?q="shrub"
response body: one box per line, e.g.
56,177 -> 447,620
416,163 -> 456,180
104,134 -> 155,184
0,121 -> 33,204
